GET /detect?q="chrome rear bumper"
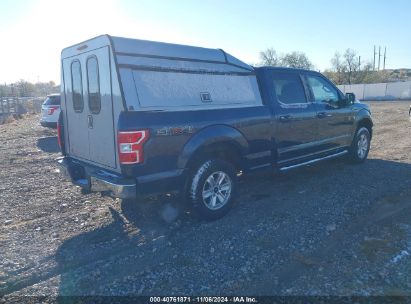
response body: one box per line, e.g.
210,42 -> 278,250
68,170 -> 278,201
57,157 -> 136,199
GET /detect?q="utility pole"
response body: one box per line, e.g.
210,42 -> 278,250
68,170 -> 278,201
358,56 -> 361,71
373,45 -> 376,71
383,47 -> 387,70
378,46 -> 381,71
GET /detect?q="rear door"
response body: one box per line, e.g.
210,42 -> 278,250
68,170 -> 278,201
85,47 -> 116,168
63,59 -> 90,159
63,46 -> 116,169
269,71 -> 319,162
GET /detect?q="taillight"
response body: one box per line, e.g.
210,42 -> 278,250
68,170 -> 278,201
47,106 -> 59,115
118,130 -> 150,164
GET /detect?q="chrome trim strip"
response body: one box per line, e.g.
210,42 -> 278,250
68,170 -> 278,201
248,163 -> 272,170
279,150 -> 348,171
246,150 -> 272,160
278,135 -> 350,154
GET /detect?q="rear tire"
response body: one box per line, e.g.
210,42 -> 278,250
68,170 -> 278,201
349,127 -> 370,163
187,159 -> 237,221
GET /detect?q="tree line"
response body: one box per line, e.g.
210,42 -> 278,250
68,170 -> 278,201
0,80 -> 59,98
258,48 -> 313,70
258,47 -> 409,85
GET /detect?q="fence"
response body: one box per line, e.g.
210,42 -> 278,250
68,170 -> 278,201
338,81 -> 411,101
0,97 -> 45,116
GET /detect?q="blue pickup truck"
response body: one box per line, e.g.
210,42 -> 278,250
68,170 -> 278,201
57,35 -> 373,220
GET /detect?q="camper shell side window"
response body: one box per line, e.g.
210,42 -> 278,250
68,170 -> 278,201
71,60 -> 84,113
86,56 -> 101,114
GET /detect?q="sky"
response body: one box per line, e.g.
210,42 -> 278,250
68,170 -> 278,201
0,0 -> 410,84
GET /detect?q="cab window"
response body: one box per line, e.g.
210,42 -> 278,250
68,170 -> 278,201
272,72 -> 307,105
306,75 -> 339,103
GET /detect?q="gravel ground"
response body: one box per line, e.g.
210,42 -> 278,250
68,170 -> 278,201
1,101 -> 411,298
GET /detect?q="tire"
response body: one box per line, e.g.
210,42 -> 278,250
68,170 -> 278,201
349,127 -> 371,163
187,159 -> 237,221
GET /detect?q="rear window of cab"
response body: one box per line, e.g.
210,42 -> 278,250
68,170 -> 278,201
43,96 -> 61,106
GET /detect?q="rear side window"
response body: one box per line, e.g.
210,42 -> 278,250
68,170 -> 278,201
271,72 -> 307,104
71,61 -> 83,112
86,56 -> 101,114
43,96 -> 60,106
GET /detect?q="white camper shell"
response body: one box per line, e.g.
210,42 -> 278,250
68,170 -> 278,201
61,35 -> 262,172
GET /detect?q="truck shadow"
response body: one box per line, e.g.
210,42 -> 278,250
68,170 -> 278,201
37,136 -> 60,153
55,196 -> 193,297
54,158 -> 411,296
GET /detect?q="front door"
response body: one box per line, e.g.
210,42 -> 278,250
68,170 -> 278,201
304,73 -> 354,151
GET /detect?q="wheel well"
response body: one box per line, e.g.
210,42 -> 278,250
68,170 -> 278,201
357,119 -> 373,139
186,143 -> 242,173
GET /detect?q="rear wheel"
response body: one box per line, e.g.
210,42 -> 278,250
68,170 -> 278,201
187,159 -> 237,221
349,127 -> 370,163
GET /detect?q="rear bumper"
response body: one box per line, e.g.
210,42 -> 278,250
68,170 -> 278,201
57,157 -> 136,199
40,121 -> 57,128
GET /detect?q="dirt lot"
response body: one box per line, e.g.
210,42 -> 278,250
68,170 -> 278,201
1,101 -> 411,298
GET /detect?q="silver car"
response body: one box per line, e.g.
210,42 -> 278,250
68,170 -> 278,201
40,94 -> 61,128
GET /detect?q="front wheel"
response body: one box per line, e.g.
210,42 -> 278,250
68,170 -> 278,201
349,127 -> 371,163
187,159 -> 237,221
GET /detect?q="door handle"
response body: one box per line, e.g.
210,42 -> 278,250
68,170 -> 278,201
317,112 -> 332,119
87,115 -> 93,129
279,115 -> 292,122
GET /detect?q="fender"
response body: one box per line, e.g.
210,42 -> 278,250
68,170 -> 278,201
351,108 -> 373,141
178,125 -> 249,169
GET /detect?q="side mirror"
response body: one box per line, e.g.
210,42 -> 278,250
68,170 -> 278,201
345,92 -> 356,104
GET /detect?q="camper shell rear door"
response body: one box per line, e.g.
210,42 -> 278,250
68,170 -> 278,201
62,42 -> 117,170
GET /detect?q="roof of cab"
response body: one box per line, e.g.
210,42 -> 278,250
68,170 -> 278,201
61,34 -> 253,71
255,66 -> 317,73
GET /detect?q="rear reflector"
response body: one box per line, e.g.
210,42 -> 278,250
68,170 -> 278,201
48,106 -> 59,115
118,130 -> 149,164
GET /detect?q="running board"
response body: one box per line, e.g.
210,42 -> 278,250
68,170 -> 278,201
279,150 -> 348,172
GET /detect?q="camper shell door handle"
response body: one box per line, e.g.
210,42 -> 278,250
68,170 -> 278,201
87,115 -> 93,129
